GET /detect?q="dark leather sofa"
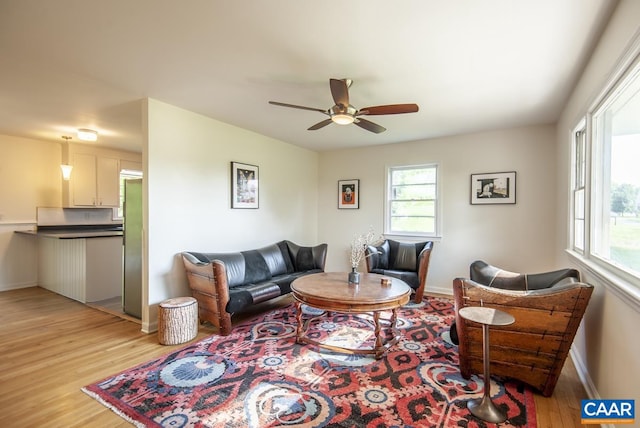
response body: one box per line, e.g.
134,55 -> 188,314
182,240 -> 327,335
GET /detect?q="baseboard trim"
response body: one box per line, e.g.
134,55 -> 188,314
0,281 -> 38,292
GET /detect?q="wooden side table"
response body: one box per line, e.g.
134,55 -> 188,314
458,306 -> 515,423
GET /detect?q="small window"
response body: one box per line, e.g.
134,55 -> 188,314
385,164 -> 439,237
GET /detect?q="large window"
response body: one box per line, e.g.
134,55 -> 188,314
385,164 -> 439,237
573,53 -> 640,286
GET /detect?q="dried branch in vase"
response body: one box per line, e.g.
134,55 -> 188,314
349,228 -> 383,270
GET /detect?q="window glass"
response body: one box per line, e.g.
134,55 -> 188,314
386,164 -> 439,236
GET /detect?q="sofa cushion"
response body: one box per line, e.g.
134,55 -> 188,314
258,243 -> 291,276
271,273 -> 299,294
272,269 -> 323,293
196,251 -> 273,288
241,250 -> 272,284
391,242 -> 417,271
227,282 -> 281,313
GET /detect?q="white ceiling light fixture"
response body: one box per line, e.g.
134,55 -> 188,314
331,114 -> 355,125
77,128 -> 98,141
60,136 -> 73,180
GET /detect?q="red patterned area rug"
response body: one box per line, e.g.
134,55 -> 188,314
83,297 -> 536,427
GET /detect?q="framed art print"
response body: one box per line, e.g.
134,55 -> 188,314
338,179 -> 359,209
470,171 -> 516,204
231,162 -> 259,209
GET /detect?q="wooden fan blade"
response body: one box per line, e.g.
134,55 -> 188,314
308,118 -> 333,130
269,101 -> 328,114
330,78 -> 349,107
357,103 -> 419,116
354,118 -> 386,133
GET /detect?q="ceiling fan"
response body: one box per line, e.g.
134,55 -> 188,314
269,78 -> 419,134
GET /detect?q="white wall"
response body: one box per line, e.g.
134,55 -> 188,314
318,124 -> 558,294
555,0 -> 640,407
0,135 -> 61,291
143,99 -> 319,331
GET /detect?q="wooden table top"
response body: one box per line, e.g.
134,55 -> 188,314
291,272 -> 411,312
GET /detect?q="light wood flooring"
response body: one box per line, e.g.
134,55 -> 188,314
0,287 -> 594,427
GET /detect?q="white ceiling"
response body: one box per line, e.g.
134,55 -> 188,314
0,0 -> 617,153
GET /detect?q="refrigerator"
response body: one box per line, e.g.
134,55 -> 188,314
123,179 -> 143,318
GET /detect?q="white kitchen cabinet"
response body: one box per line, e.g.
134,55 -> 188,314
69,153 -> 120,207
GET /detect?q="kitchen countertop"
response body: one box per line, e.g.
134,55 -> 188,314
15,225 -> 123,239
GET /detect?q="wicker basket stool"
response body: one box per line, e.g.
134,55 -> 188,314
158,297 -> 198,345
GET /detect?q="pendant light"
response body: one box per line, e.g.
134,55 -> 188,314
60,136 -> 73,180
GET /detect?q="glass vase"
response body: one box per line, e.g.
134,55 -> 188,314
348,267 -> 360,285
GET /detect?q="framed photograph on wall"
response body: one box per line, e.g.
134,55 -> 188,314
470,171 -> 516,205
231,161 -> 259,209
338,179 -> 359,209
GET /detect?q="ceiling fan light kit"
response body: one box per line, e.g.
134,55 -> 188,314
331,104 -> 357,125
269,78 -> 418,133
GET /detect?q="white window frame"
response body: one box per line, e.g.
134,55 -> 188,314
384,163 -> 441,239
570,120 -> 587,254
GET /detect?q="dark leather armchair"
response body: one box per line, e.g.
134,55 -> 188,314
452,260 -> 593,396
365,239 -> 433,303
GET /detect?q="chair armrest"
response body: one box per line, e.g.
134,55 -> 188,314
417,242 -> 434,280
181,252 -> 232,334
182,257 -> 230,303
312,243 -> 328,271
365,245 -> 380,272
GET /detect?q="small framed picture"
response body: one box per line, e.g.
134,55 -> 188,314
470,171 -> 516,205
338,179 -> 359,209
231,162 -> 259,209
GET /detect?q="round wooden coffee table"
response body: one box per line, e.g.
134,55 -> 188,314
290,272 -> 412,359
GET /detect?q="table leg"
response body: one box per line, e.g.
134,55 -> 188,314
373,311 -> 384,359
390,308 -> 398,327
294,301 -> 303,344
467,323 -> 508,423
